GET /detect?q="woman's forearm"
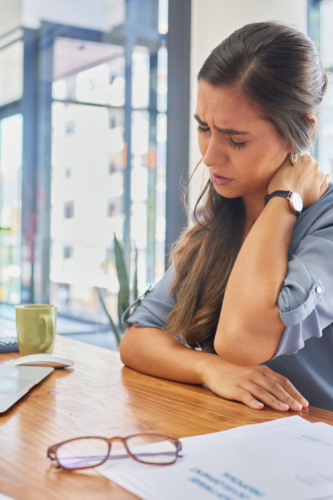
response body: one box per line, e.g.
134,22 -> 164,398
119,325 -> 215,384
120,325 -> 308,412
215,196 -> 296,366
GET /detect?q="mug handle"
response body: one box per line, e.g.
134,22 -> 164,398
39,315 -> 55,352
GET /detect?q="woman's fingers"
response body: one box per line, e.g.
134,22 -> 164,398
242,382 -> 294,412
319,173 -> 332,198
236,388 -> 264,410
268,150 -> 327,208
204,361 -> 307,412
233,366 -> 308,411
262,370 -> 308,407
251,375 -> 303,411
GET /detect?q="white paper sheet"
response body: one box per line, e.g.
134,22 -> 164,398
99,416 -> 327,500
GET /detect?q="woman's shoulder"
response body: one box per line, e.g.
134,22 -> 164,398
298,183 -> 333,228
290,183 -> 333,254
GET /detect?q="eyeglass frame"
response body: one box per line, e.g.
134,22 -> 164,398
47,433 -> 183,470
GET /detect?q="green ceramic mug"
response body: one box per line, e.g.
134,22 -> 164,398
15,304 -> 57,356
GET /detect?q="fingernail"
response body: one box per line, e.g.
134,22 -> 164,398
255,402 -> 264,409
279,402 -> 289,410
292,401 -> 302,411
300,398 -> 309,407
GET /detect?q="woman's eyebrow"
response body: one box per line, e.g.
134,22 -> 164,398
194,114 -> 209,126
194,114 -> 249,135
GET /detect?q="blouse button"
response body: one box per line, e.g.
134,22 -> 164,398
315,286 -> 322,295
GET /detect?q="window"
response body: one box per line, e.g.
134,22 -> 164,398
63,246 -> 73,259
0,114 -> 23,305
309,0 -> 333,176
108,203 -> 116,217
107,195 -> 123,217
0,0 -> 177,324
48,3 -> 170,320
64,201 -> 74,219
65,120 -> 75,137
106,248 -> 114,261
0,32 -> 24,107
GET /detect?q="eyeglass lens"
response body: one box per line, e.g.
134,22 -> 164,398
126,435 -> 178,464
57,438 -> 109,469
56,434 -> 178,469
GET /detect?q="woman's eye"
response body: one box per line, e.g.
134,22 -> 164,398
229,137 -> 246,149
197,125 -> 210,133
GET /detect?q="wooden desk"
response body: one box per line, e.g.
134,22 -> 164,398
1,335 -> 333,500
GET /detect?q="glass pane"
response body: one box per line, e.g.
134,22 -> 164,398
0,114 -> 23,304
0,39 -> 23,107
129,43 -> 168,289
0,0 -> 169,332
317,1 -> 333,175
132,47 -> 150,109
23,2 -> 126,31
155,113 -> 167,280
130,111 -> 150,290
320,0 -> 333,69
53,38 -> 125,107
158,0 -> 169,35
319,73 -> 333,175
50,101 -> 126,320
15,0 -> 169,331
157,45 -> 168,113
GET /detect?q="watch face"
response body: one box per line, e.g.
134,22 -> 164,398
291,192 -> 303,213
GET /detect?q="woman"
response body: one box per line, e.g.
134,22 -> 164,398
120,22 -> 333,412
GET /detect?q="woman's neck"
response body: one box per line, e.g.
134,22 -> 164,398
242,189 -> 267,243
242,189 -> 267,222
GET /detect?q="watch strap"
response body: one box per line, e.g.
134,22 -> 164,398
264,190 -> 292,207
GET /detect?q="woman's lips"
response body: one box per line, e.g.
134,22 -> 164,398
209,170 -> 233,186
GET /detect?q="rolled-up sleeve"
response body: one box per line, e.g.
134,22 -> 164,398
274,225 -> 333,358
123,265 -> 175,329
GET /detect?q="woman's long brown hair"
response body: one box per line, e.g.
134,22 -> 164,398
166,22 -> 327,353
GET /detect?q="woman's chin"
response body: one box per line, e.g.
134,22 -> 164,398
213,183 -> 239,198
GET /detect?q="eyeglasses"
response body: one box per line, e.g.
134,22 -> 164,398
47,433 -> 182,470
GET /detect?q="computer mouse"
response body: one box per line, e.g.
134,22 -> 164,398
10,353 -> 74,369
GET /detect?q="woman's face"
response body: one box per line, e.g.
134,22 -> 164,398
195,80 -> 290,199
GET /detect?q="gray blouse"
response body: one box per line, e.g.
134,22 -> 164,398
124,184 -> 333,411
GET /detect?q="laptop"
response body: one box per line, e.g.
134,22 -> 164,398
0,365 -> 54,413
0,317 -> 19,353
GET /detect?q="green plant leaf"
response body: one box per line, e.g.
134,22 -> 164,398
114,233 -> 130,330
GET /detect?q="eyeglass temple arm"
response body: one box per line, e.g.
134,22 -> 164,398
47,448 -> 57,459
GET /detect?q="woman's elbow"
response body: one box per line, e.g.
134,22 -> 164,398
214,338 -> 251,366
214,332 -> 272,367
119,327 -> 133,366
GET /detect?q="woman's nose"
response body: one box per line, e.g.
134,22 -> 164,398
203,135 -> 228,167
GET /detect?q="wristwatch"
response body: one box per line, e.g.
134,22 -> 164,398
264,190 -> 303,216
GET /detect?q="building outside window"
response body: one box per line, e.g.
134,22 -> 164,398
309,0 -> 333,176
0,26 -> 24,309
63,246 -> 73,259
0,0 -> 172,328
63,201 -> 75,219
